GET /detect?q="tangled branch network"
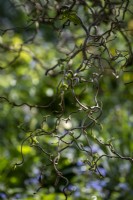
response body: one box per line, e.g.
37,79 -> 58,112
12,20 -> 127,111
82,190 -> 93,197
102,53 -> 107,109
1,0 -> 133,199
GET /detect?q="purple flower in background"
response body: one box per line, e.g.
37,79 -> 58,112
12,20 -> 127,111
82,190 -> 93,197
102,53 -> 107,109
67,184 -> 77,192
24,177 -> 38,185
90,180 -> 102,191
74,190 -> 80,197
91,144 -> 100,154
87,180 -> 107,191
97,166 -> 106,177
15,193 -> 21,199
118,183 -> 128,190
0,193 -> 7,199
73,187 -> 80,197
77,160 -> 83,166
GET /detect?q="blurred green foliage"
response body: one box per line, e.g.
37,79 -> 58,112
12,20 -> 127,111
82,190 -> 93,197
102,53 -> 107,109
0,0 -> 133,200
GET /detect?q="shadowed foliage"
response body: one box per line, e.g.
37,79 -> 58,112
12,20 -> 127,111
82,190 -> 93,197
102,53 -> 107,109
0,0 -> 133,199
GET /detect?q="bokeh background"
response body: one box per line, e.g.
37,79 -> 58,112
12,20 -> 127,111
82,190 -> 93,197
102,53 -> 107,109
0,0 -> 133,199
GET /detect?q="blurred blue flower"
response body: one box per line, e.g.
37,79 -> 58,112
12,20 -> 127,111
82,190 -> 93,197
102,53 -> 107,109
97,166 -> 106,177
74,191 -> 80,197
118,183 -> 128,190
74,187 -> 80,197
91,144 -> 100,154
77,160 -> 83,166
87,180 -> 107,191
15,193 -> 21,199
67,184 -> 77,191
0,192 -> 7,199
24,177 -> 38,185
90,180 -> 102,191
